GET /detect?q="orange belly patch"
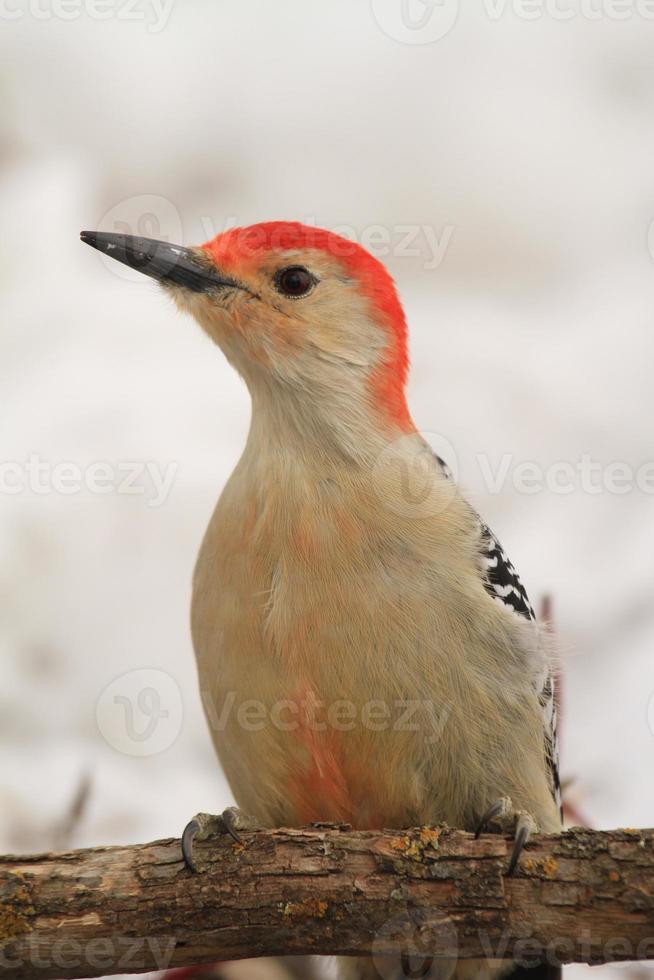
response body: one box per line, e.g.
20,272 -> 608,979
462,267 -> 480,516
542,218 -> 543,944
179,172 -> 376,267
286,686 -> 382,830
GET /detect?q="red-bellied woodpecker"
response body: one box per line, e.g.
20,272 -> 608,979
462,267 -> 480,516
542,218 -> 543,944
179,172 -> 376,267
81,223 -> 562,980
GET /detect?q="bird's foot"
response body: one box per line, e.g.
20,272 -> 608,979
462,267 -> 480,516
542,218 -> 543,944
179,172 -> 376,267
474,795 -> 538,876
181,807 -> 259,873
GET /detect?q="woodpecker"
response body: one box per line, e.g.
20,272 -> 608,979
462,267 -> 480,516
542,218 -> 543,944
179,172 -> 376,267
81,223 -> 562,980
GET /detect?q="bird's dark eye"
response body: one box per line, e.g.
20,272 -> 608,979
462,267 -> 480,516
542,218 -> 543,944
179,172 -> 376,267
275,266 -> 315,298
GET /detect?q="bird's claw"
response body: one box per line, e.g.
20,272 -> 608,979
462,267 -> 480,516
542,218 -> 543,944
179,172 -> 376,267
181,818 -> 201,873
181,807 -> 259,873
474,795 -> 538,876
474,797 -> 511,838
182,812 -> 225,873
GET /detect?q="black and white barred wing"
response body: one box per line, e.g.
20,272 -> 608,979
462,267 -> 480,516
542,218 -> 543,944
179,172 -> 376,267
479,522 -> 535,620
479,522 -> 561,815
431,451 -> 561,814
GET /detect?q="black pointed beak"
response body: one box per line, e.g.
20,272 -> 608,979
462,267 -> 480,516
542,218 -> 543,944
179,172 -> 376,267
80,231 -> 241,294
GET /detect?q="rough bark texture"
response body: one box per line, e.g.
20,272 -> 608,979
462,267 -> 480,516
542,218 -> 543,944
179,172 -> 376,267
1,825 -> 654,979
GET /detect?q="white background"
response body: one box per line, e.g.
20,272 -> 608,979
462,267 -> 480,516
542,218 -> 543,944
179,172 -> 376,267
1,2 -> 654,977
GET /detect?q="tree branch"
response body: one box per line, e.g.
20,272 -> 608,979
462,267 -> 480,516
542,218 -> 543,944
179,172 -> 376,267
1,825 -> 654,979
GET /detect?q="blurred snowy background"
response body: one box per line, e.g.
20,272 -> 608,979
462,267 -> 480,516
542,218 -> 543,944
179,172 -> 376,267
1,0 -> 654,977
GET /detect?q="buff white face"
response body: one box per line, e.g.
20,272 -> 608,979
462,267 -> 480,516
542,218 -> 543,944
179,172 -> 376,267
80,222 -> 412,434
